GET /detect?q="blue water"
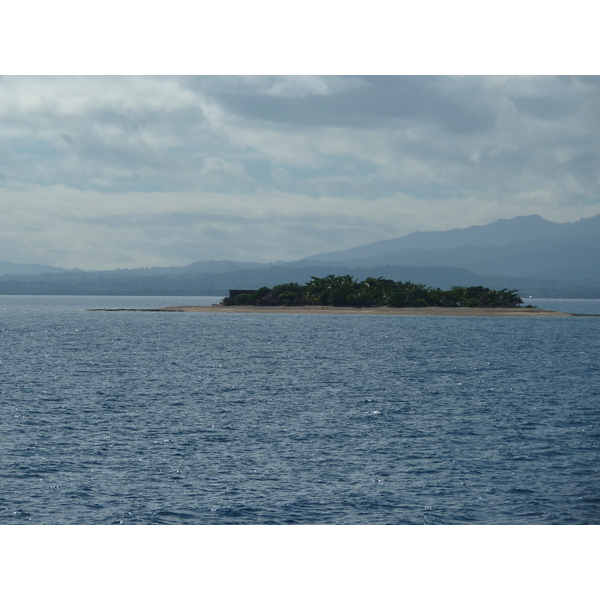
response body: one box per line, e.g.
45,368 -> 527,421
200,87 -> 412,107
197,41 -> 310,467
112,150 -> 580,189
1,296 -> 599,524
528,298 -> 600,315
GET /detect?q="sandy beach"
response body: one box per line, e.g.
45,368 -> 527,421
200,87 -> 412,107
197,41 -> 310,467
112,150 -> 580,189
129,305 -> 575,316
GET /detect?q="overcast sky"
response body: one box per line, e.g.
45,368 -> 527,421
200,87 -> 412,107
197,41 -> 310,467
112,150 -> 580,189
1,75 -> 599,269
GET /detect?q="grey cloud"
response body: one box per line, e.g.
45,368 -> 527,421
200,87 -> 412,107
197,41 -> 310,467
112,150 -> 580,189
294,175 -> 384,200
510,95 -> 572,120
0,77 -> 221,192
5,75 -> 598,195
181,75 -> 367,99
1,75 -> 599,269
67,210 -> 251,230
198,158 -> 258,192
190,75 -> 497,134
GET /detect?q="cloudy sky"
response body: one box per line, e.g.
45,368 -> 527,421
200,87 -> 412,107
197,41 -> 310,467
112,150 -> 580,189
1,74 -> 599,270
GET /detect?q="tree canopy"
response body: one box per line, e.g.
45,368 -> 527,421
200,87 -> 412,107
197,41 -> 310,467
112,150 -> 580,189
223,276 -> 523,308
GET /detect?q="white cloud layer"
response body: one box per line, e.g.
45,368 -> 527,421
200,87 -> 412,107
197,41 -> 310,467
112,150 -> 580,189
1,75 -> 599,269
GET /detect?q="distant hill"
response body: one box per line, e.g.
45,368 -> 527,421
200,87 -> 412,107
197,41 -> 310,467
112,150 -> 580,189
305,214 -> 600,262
1,214 -> 598,297
295,214 -> 600,296
0,263 -> 491,296
0,260 -> 78,276
183,259 -> 280,273
0,260 -> 592,298
304,234 -> 600,280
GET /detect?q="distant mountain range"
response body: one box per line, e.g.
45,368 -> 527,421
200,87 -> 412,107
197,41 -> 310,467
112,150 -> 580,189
0,260 -> 80,276
304,213 -> 600,260
1,214 -> 599,297
299,214 -> 600,281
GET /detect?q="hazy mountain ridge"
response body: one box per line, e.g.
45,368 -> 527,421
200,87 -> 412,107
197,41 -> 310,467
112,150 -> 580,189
306,214 -> 600,262
307,234 -> 600,280
0,260 -> 80,276
0,259 -> 279,278
0,214 -> 598,297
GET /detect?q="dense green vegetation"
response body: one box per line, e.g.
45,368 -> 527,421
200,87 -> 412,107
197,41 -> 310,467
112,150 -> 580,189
223,275 -> 524,308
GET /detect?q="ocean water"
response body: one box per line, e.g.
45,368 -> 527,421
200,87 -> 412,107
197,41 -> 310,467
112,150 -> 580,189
1,296 -> 598,525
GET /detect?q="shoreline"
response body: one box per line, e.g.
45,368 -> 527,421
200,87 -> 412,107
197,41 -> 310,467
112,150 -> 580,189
94,305 -> 578,316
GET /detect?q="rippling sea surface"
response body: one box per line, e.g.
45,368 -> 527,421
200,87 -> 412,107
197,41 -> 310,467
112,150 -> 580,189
1,296 -> 598,524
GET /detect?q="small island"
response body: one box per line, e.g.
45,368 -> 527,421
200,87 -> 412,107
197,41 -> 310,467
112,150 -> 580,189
135,276 -> 575,316
221,276 -> 527,309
